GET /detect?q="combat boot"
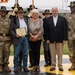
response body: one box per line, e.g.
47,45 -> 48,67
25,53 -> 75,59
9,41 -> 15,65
68,64 -> 75,71
4,65 -> 11,72
0,64 -> 3,72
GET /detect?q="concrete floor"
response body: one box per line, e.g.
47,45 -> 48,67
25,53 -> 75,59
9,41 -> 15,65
0,55 -> 75,75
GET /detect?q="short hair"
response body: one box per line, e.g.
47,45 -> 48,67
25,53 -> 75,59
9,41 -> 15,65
31,9 -> 39,15
51,7 -> 58,12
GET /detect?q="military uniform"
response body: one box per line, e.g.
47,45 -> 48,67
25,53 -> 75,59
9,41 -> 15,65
0,6 -> 11,72
0,17 -> 11,63
66,1 -> 75,71
66,14 -> 75,70
42,10 -> 51,67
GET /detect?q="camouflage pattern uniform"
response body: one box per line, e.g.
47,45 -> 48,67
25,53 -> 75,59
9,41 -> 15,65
66,14 -> 75,70
0,17 -> 11,72
66,1 -> 75,71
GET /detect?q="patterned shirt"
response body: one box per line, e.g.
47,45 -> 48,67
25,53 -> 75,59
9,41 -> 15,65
28,18 -> 44,40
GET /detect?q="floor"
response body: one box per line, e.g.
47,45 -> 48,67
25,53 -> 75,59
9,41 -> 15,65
0,55 -> 75,75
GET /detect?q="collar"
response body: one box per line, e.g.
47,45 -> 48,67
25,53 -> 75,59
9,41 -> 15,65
19,17 -> 24,20
53,15 -> 58,18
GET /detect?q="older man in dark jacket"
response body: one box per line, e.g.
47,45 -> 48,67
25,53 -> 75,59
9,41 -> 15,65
10,7 -> 29,72
46,7 -> 68,71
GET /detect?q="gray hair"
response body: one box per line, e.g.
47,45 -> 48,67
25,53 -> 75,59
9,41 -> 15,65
31,9 -> 39,15
51,7 -> 58,12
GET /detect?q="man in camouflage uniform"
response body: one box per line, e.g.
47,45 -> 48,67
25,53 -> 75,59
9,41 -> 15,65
66,1 -> 75,71
0,6 -> 11,72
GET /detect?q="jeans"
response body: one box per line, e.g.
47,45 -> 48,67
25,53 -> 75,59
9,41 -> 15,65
14,36 -> 28,68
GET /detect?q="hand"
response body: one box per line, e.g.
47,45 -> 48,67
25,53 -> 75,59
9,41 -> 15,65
30,32 -> 33,37
30,32 -> 39,42
47,40 -> 50,44
16,34 -> 20,38
31,36 -> 38,42
63,40 -> 66,45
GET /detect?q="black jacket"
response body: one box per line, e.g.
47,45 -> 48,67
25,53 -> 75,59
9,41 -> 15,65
45,15 -> 68,43
43,18 -> 48,41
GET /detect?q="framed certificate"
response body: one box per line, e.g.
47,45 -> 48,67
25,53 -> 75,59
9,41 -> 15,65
16,28 -> 26,37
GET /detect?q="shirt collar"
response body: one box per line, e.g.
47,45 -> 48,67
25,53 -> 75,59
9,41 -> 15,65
19,17 -> 24,20
53,15 -> 58,18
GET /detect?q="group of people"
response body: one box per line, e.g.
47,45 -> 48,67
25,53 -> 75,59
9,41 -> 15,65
0,1 -> 75,73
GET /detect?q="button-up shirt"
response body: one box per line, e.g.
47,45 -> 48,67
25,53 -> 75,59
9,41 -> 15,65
19,18 -> 27,32
53,15 -> 58,27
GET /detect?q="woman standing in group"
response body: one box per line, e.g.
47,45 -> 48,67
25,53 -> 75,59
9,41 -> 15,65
28,9 -> 43,72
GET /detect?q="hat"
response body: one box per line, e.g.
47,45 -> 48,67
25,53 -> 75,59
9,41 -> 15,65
42,9 -> 51,15
11,3 -> 19,9
27,5 -> 37,12
0,6 -> 9,14
17,7 -> 26,13
68,1 -> 75,7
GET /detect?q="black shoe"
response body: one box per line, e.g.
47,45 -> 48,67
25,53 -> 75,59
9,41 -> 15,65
32,66 -> 40,72
18,65 -> 22,69
36,66 -> 40,72
23,68 -> 29,72
59,68 -> 64,71
50,68 -> 55,71
68,67 -> 75,71
14,68 -> 18,73
44,64 -> 48,67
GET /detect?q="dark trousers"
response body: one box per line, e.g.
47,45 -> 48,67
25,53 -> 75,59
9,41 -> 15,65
29,48 -> 34,66
43,41 -> 51,65
29,40 -> 41,66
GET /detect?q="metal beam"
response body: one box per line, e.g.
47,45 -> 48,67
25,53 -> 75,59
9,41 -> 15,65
32,0 -> 34,5
32,0 -> 34,9
15,0 -> 18,4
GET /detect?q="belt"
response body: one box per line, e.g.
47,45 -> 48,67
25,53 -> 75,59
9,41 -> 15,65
0,33 -> 9,36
